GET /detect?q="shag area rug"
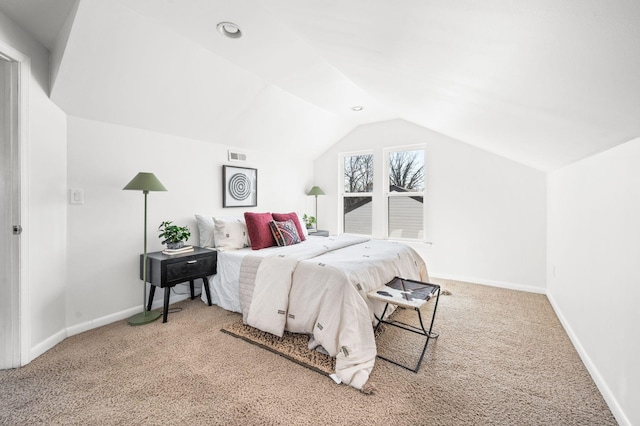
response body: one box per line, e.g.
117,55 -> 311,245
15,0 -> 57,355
221,322 -> 336,376
221,296 -> 444,397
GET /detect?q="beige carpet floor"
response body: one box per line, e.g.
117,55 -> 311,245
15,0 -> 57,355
0,279 -> 617,425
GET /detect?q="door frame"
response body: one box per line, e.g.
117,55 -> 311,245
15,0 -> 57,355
0,40 -> 31,367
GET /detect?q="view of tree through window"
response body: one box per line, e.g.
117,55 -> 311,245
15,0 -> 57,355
344,154 -> 374,193
388,150 -> 424,192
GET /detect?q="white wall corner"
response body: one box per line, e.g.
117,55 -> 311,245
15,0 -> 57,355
546,291 -> 631,426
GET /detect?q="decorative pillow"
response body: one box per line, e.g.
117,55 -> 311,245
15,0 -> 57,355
195,214 -> 216,248
269,219 -> 302,247
273,212 -> 306,241
213,217 -> 249,251
244,212 -> 276,250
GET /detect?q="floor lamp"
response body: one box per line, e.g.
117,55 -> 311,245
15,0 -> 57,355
307,186 -> 325,230
123,172 -> 167,326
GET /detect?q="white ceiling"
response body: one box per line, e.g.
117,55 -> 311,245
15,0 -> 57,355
0,0 -> 75,50
1,0 -> 638,171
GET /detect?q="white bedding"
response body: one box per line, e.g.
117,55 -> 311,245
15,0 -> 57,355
201,236 -> 341,312
202,234 -> 428,390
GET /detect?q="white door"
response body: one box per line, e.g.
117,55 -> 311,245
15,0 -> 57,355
0,55 -> 21,369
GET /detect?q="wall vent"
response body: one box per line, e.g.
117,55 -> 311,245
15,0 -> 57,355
228,150 -> 247,162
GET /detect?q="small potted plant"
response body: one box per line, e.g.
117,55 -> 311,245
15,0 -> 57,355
158,221 -> 191,249
302,214 -> 316,230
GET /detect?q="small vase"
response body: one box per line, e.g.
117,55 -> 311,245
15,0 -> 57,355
166,241 -> 184,250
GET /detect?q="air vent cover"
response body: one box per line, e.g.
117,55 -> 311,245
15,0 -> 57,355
228,150 -> 247,162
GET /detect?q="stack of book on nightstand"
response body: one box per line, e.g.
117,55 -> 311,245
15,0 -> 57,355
162,245 -> 194,255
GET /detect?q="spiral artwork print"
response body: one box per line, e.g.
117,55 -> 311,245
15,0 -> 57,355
228,173 -> 251,200
223,165 -> 257,207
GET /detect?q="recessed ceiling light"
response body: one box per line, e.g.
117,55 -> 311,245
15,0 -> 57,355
217,22 -> 242,39
351,106 -> 364,111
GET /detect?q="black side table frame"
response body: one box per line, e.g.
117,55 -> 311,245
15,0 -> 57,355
141,247 -> 216,323
146,276 -> 212,321
370,279 -> 441,372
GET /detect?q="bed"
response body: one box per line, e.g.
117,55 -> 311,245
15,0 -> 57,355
195,213 -> 428,390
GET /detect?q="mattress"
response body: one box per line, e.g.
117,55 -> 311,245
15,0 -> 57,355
200,235 -> 333,312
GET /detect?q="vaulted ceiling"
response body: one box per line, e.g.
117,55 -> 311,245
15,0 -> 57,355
1,0 -> 639,171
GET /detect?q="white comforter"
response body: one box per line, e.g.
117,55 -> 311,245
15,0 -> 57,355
240,234 -> 428,390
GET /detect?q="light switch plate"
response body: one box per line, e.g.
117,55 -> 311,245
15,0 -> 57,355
70,188 -> 84,205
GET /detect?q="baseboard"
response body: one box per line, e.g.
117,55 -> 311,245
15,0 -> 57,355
29,293 -> 195,363
430,273 -> 546,294
66,293 -> 194,337
30,328 -> 67,361
546,291 -> 630,426
66,306 -> 143,337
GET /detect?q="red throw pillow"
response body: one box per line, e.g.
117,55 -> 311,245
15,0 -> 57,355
272,212 -> 306,241
244,212 -> 276,250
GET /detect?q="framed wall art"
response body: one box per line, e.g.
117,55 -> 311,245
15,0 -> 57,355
223,165 -> 257,207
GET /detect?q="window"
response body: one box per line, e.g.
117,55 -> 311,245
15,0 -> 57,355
386,148 -> 425,240
339,146 -> 425,240
342,153 -> 373,235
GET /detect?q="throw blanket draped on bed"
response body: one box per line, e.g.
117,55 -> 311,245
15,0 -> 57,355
239,234 -> 427,390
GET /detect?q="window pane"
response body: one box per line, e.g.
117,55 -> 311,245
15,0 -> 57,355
344,154 -> 374,193
388,150 -> 424,192
388,196 -> 423,239
344,196 -> 372,235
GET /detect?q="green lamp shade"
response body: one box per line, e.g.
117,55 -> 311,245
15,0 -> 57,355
123,172 -> 167,192
307,186 -> 325,196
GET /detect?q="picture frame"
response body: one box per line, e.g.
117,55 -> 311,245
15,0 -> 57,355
223,165 -> 257,207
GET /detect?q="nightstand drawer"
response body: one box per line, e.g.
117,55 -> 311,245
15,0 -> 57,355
166,255 -> 215,282
141,248 -> 217,288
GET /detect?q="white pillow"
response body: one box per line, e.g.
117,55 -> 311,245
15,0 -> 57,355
195,214 -> 216,248
213,217 -> 250,251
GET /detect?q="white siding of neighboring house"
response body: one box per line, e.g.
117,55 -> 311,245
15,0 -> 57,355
344,201 -> 372,235
389,196 -> 423,239
345,196 -> 424,238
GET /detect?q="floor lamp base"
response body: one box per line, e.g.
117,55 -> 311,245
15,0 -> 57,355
127,309 -> 161,326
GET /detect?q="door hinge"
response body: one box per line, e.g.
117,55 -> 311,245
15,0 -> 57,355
12,225 -> 22,235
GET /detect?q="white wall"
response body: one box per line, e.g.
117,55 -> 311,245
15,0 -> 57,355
314,119 -> 547,291
66,116 -> 315,330
547,137 -> 640,426
0,12 -> 68,361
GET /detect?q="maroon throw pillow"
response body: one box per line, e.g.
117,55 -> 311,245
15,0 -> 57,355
244,212 -> 276,250
272,212 -> 306,241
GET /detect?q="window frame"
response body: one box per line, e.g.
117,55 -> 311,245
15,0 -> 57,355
339,150 -> 375,236
383,144 -> 426,242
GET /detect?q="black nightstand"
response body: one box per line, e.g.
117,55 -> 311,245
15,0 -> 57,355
308,230 -> 329,237
141,247 -> 217,323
